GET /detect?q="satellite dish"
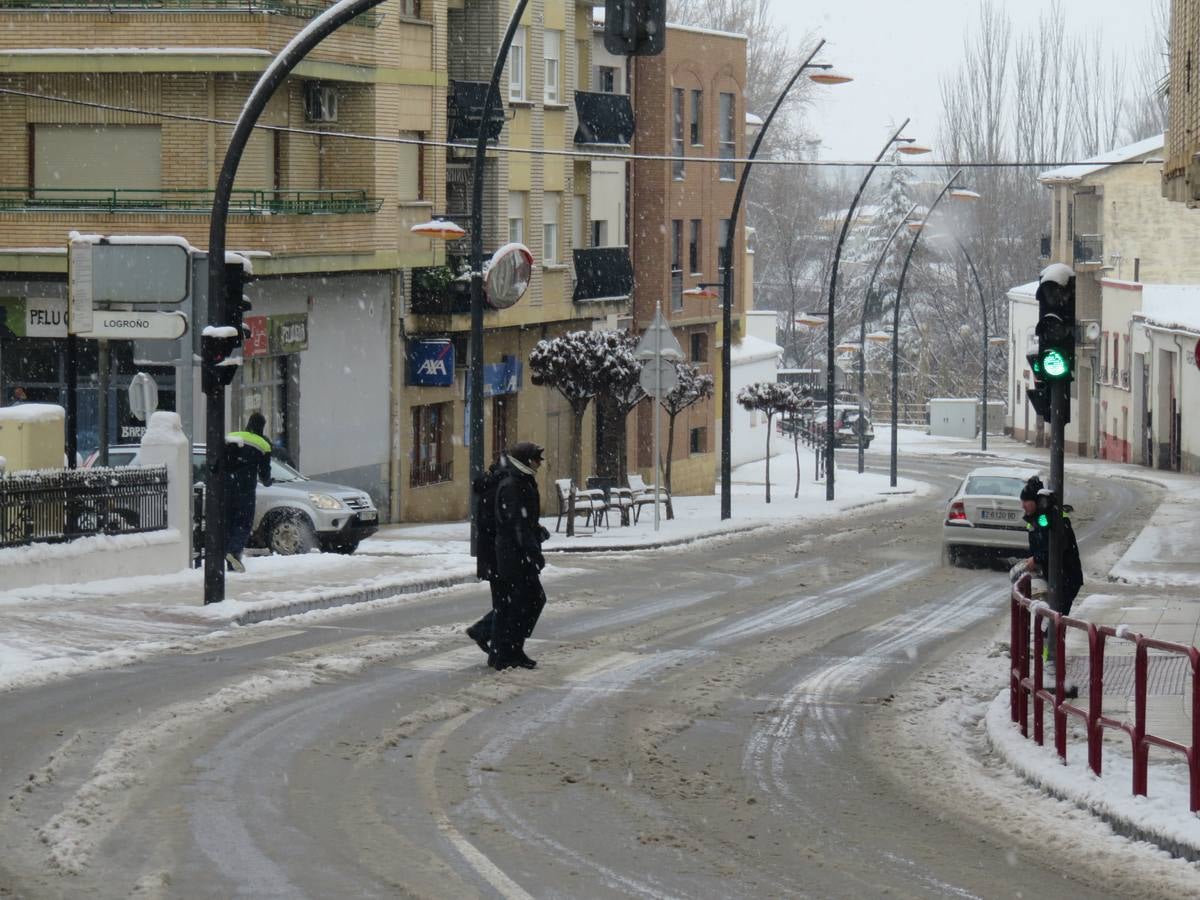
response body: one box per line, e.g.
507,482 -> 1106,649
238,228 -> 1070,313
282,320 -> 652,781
1083,320 -> 1101,342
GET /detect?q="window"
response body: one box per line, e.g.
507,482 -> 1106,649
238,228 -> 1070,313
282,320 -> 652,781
688,219 -> 701,274
509,26 -> 527,101
33,124 -> 162,197
591,220 -> 608,247
508,191 -> 527,244
398,0 -> 419,16
544,30 -> 562,104
690,332 -> 707,363
689,426 -> 707,454
717,218 -> 731,271
397,130 -> 423,202
690,89 -> 703,145
411,402 -> 452,486
671,219 -> 683,310
672,88 -> 685,180
598,65 -> 617,93
719,92 -> 735,180
543,192 -> 560,265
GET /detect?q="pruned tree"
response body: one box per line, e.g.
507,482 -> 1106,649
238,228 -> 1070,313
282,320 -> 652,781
659,362 -> 714,511
737,382 -> 802,503
529,329 -> 639,535
787,389 -> 814,499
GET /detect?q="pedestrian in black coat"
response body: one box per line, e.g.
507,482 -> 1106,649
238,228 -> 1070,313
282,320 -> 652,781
465,456 -> 507,657
1020,475 -> 1083,664
490,440 -> 550,670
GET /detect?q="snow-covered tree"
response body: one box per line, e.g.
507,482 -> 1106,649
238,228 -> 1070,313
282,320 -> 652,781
737,382 -> 804,503
659,363 -> 714,510
529,330 -> 639,535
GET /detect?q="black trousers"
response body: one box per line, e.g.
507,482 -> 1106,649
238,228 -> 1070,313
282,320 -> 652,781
471,579 -> 504,642
490,573 -> 546,662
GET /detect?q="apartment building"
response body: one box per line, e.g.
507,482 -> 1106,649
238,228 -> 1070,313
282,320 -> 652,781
0,0 -> 447,519
629,23 -> 747,496
399,0 -> 633,521
1164,0 -> 1200,204
1010,133 -> 1200,472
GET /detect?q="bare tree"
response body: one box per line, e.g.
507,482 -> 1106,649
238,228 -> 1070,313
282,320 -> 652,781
736,382 -> 803,503
659,362 -> 714,504
1125,0 -> 1170,142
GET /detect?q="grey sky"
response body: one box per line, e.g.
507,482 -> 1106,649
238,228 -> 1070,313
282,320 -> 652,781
775,0 -> 1159,161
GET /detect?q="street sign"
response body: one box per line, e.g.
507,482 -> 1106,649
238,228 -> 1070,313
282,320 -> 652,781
128,372 -> 159,422
634,307 -> 684,360
72,240 -> 190,305
639,357 -> 678,397
77,310 -> 188,341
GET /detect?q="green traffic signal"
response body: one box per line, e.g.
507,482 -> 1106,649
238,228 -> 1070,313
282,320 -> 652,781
1037,513 -> 1049,527
1040,348 -> 1070,380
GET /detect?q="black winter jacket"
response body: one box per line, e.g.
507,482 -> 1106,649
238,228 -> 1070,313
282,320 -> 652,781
473,460 -> 505,580
494,467 -> 544,580
1025,510 -> 1084,597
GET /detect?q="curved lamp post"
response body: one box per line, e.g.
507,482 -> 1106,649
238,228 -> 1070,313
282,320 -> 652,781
718,38 -> 849,520
203,0 -> 389,605
855,200 -> 920,473
886,169 -> 971,487
822,121 -> 928,501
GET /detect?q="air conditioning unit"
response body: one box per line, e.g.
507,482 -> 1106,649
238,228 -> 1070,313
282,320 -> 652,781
303,83 -> 338,123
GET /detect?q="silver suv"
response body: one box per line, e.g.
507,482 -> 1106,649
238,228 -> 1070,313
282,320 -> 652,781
86,444 -> 379,555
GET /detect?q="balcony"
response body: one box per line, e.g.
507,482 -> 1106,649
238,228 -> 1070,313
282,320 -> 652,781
573,91 -> 635,146
447,81 -> 506,145
1072,233 -> 1104,267
572,247 -> 633,302
1039,234 -> 1051,259
0,0 -> 383,27
0,187 -> 382,215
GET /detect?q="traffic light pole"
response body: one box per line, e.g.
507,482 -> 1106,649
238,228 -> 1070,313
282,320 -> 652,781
203,0 -> 387,604
1047,378 -> 1067,610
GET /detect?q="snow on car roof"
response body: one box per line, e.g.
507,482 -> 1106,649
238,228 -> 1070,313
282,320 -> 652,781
965,466 -> 1040,479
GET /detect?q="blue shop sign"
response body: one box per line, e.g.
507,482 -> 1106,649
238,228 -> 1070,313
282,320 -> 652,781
408,339 -> 455,386
483,356 -> 523,397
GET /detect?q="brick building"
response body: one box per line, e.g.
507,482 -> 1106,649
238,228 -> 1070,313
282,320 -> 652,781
629,23 -> 747,495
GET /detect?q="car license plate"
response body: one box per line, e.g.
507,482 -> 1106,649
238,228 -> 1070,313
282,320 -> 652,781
979,508 -> 1014,520
359,510 -> 378,522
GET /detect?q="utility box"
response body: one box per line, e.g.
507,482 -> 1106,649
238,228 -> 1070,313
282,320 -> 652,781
927,398 -> 977,439
0,403 -> 65,472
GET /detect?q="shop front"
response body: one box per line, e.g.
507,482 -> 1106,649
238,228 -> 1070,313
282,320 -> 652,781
234,312 -> 306,466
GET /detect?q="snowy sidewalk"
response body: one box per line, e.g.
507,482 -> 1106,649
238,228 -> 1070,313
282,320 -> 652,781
0,445 -> 925,692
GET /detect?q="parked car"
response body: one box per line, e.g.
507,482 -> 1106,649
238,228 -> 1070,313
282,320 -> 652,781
942,465 -> 1040,566
792,403 -> 874,448
85,444 -> 379,555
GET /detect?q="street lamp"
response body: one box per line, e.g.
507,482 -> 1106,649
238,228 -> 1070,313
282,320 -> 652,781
887,169 -> 976,486
718,38 -> 849,521
823,122 -> 929,501
855,200 -> 920,473
466,0 -> 530,553
410,217 -> 466,241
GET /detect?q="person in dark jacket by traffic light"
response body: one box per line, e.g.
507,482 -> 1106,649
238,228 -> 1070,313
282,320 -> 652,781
1020,475 -> 1083,664
465,454 -> 508,657
224,412 -> 272,572
490,440 -> 551,670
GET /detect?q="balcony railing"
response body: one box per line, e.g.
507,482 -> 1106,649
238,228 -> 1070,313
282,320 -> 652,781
0,187 -> 382,215
447,81 -> 506,145
1072,233 -> 1103,266
0,0 -> 382,26
410,266 -> 471,315
573,91 -> 634,146
572,246 -> 633,302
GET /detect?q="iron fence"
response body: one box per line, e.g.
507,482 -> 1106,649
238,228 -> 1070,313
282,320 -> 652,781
0,187 -> 382,216
2,1 -> 383,26
1,465 -> 168,549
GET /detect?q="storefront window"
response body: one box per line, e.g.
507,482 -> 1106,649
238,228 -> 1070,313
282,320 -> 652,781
237,354 -> 292,462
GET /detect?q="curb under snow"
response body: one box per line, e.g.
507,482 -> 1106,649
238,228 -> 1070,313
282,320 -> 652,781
984,691 -> 1200,861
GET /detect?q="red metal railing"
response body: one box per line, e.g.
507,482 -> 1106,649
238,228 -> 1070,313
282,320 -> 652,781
1010,573 -> 1200,812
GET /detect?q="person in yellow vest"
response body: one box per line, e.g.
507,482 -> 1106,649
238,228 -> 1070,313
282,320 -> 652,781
224,412 -> 272,572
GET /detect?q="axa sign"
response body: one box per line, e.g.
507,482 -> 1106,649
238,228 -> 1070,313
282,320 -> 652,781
408,339 -> 455,386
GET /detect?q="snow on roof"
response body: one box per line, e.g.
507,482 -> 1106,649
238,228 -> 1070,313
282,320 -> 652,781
1007,280 -> 1039,300
1137,284 -> 1200,334
745,112 -> 764,128
0,403 -> 64,424
732,334 -> 782,364
1038,134 -> 1164,184
666,23 -> 748,41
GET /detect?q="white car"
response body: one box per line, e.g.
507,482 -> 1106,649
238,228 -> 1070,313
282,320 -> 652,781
942,466 -> 1040,566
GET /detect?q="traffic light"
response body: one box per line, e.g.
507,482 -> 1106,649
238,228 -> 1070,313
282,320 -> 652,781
201,262 -> 249,393
226,260 -> 252,342
1035,266 -> 1076,382
604,0 -> 666,56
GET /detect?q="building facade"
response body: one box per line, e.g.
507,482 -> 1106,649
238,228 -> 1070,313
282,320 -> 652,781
0,0 -> 447,519
629,23 -> 747,496
1164,0 -> 1200,204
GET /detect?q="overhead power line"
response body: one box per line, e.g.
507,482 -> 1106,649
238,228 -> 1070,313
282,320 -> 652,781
0,86 -> 1165,170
